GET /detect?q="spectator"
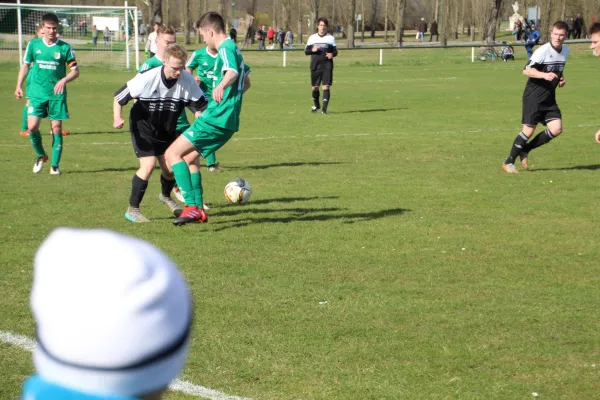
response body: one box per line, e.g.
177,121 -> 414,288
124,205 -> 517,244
501,43 -> 515,61
567,17 -> 574,39
20,227 -> 192,400
418,18 -> 427,43
82,20 -> 88,36
243,25 -> 254,48
512,19 -> 523,41
429,20 -> 438,42
574,13 -> 584,38
277,27 -> 285,49
267,26 -> 275,45
139,22 -> 146,44
524,23 -> 540,59
285,27 -> 294,48
230,26 -> 237,42
91,25 -> 98,47
146,22 -> 160,58
257,25 -> 266,50
103,26 -> 110,45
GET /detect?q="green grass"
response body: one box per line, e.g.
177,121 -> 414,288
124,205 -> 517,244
1,43 -> 600,400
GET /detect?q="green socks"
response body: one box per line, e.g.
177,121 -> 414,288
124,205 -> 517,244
205,152 -> 216,167
190,172 -> 203,207
21,106 -> 28,132
51,134 -> 63,167
29,130 -> 46,158
172,161 -> 196,206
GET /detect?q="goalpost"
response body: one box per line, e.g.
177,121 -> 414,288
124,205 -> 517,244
0,1 -> 139,70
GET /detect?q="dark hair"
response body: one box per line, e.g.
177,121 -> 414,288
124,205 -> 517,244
153,22 -> 160,27
552,20 -> 569,32
317,17 -> 329,27
590,22 -> 600,35
41,13 -> 59,25
196,12 -> 225,33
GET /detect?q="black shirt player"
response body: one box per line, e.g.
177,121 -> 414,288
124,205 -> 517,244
502,21 -> 569,173
305,17 -> 338,114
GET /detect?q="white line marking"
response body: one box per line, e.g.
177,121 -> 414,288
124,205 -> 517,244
0,330 -> 251,400
0,124 -> 598,148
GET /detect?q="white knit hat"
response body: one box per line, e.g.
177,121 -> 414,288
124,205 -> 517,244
31,228 -> 192,397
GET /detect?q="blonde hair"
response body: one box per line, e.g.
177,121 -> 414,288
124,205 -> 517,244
164,43 -> 187,61
157,24 -> 176,36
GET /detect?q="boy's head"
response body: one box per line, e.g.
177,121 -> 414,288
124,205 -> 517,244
163,44 -> 188,79
590,22 -> 600,56
41,13 -> 59,40
196,12 -> 226,48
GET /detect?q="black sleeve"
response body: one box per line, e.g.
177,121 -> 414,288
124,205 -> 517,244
331,46 -> 338,58
187,94 -> 209,114
305,44 -> 314,56
114,84 -> 133,106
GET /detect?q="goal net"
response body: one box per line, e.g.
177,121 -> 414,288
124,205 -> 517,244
0,2 -> 139,70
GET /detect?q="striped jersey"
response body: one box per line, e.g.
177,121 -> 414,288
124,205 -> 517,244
185,47 -> 218,96
523,42 -> 569,103
305,33 -> 337,71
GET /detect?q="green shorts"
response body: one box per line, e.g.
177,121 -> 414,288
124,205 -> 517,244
181,119 -> 234,159
175,111 -> 191,135
28,98 -> 70,121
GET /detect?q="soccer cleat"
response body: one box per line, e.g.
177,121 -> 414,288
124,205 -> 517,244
311,105 -> 320,113
502,163 -> 519,174
124,206 -> 151,223
50,166 -> 61,175
173,206 -> 208,226
321,110 -> 328,115
172,186 -> 185,203
33,155 -> 48,173
61,130 -> 69,136
20,130 -> 30,137
519,152 -> 529,169
158,193 -> 183,216
207,163 -> 223,173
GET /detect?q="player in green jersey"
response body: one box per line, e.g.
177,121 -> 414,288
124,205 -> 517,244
15,13 -> 79,175
19,24 -> 70,138
185,46 -> 221,172
165,12 -> 252,225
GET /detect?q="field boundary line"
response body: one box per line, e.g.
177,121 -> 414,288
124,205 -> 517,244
0,331 -> 251,400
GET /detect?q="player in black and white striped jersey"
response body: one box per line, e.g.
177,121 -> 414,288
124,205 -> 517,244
113,43 -> 208,223
502,21 -> 569,173
305,18 -> 337,115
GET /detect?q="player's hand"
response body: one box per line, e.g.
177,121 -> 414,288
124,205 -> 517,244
113,118 -> 125,129
194,76 -> 201,85
212,86 -> 224,103
325,53 -> 333,59
595,130 -> 600,144
15,88 -> 23,99
544,72 -> 558,82
312,45 -> 319,53
145,50 -> 150,59
558,76 -> 566,87
54,79 -> 67,95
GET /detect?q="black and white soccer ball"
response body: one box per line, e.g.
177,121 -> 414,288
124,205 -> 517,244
224,178 -> 252,204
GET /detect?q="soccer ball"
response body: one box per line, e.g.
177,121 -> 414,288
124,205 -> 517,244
224,178 -> 252,204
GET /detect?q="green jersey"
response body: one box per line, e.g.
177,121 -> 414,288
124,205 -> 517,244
186,47 -> 218,96
138,55 -> 163,74
24,38 -> 76,101
199,38 -> 248,132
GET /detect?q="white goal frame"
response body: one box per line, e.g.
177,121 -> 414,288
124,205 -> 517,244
1,0 -> 139,70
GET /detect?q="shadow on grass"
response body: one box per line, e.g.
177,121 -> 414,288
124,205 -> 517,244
329,107 -> 407,114
210,196 -> 340,207
211,207 -> 411,231
226,162 -> 346,170
529,164 -> 600,172
68,166 -> 152,174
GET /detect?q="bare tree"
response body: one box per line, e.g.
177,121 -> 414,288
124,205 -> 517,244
384,0 -> 389,40
542,0 -> 553,40
483,0 -> 502,43
347,0 -> 356,46
183,0 -> 191,44
370,0 -> 378,37
150,0 -> 162,23
395,0 -> 406,46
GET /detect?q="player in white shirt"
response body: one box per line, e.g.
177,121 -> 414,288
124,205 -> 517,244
305,18 -> 337,115
145,22 -> 160,58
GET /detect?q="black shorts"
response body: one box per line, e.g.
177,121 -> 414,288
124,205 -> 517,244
131,128 -> 178,158
311,69 -> 333,87
522,100 -> 562,126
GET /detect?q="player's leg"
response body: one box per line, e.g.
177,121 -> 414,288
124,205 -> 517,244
321,70 -> 333,115
206,152 -> 221,172
520,107 -> 563,168
47,99 -> 70,174
20,100 -> 30,136
165,135 -> 200,208
156,154 -> 183,216
311,71 -> 322,112
27,100 -> 48,173
125,155 -> 156,223
503,124 -> 536,173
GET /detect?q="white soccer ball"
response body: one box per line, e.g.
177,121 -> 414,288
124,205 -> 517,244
224,178 -> 252,204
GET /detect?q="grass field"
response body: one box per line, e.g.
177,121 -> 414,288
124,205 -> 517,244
1,43 -> 600,400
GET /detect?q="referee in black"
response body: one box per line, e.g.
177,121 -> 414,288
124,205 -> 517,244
305,17 -> 337,115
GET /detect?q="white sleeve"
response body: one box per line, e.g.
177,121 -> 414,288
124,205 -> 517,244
526,46 -> 546,68
306,34 -> 315,46
331,36 -> 337,47
126,72 -> 148,98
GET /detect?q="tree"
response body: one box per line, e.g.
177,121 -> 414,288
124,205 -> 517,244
347,0 -> 356,47
542,0 -> 554,41
150,0 -> 162,23
395,0 -> 406,46
183,0 -> 191,44
370,0 -> 378,37
483,0 -> 502,43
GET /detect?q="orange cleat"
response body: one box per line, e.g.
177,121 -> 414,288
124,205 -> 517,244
61,130 -> 69,136
502,163 -> 519,174
20,130 -> 30,136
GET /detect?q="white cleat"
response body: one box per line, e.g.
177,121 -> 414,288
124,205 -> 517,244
33,155 -> 48,173
50,166 -> 61,175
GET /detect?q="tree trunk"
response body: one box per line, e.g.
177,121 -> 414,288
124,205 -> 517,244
542,0 -> 553,40
560,0 -> 566,20
434,0 -> 439,22
483,0 -> 502,44
313,0 -> 319,31
395,0 -> 406,46
384,0 -> 388,41
151,0 -> 162,23
164,0 -> 169,25
273,0 -> 278,28
347,0 -> 356,47
370,0 -> 377,37
183,0 -> 191,44
361,0 -> 365,41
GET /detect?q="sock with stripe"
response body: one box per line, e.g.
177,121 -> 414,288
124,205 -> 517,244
51,134 -> 63,167
504,131 -> 529,165
312,90 -> 320,108
522,129 -> 555,153
29,130 -> 46,159
322,89 -> 330,111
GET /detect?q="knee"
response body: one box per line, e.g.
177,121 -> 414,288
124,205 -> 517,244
312,87 -> 319,91
322,86 -> 329,90
550,127 -> 562,136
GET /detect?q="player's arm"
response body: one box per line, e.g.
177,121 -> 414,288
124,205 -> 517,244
185,53 -> 201,85
54,48 -> 79,95
523,54 -> 557,81
212,47 -> 240,103
305,37 -> 318,55
595,130 -> 600,144
243,65 -> 252,93
15,62 -> 30,99
559,73 -> 566,87
329,37 -> 338,58
113,74 -> 145,128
